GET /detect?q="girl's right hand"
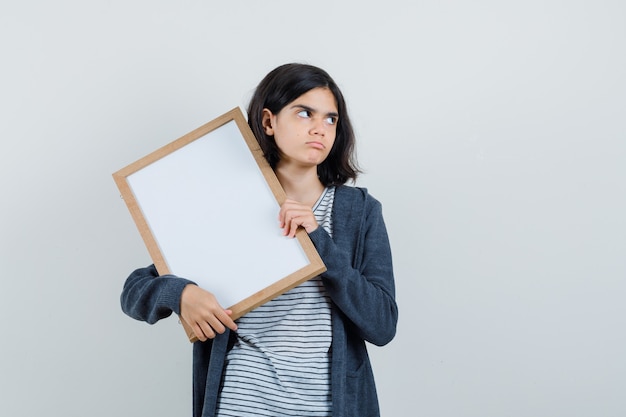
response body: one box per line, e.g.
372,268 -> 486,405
180,284 -> 238,342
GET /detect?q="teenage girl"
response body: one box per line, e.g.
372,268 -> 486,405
121,63 -> 398,417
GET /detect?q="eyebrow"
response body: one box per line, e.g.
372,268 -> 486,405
290,104 -> 339,119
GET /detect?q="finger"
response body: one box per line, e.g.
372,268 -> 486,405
200,309 -> 237,337
278,204 -> 287,226
199,320 -> 217,339
279,200 -> 304,227
280,209 -> 293,235
288,217 -> 300,238
278,201 -> 291,222
281,212 -> 294,236
193,323 -> 208,342
216,309 -> 238,331
206,316 -> 227,335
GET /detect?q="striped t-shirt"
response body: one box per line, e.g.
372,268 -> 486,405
215,186 -> 335,417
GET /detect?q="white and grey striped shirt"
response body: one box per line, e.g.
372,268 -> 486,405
216,186 -> 335,417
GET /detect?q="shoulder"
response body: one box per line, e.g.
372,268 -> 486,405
332,185 -> 385,230
334,185 -> 382,210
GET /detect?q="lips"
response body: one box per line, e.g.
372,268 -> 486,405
306,141 -> 325,150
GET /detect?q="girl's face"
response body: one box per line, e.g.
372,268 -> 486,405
262,87 -> 338,169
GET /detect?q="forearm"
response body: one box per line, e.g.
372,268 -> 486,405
120,264 -> 195,324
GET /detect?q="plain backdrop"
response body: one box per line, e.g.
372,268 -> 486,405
1,1 -> 625,416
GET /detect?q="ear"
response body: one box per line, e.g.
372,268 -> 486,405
261,108 -> 275,136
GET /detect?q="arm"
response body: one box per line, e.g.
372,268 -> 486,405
121,264 -> 192,324
308,198 -> 398,346
120,264 -> 237,340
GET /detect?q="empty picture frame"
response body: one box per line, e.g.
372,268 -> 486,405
113,107 -> 326,342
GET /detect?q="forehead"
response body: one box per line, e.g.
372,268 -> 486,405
288,87 -> 338,113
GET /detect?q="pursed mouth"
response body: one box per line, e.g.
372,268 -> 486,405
306,141 -> 325,149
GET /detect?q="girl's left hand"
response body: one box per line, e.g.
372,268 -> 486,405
278,199 -> 319,238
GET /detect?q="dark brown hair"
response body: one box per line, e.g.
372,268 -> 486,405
247,63 -> 360,186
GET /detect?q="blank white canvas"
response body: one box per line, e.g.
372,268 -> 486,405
126,120 -> 309,308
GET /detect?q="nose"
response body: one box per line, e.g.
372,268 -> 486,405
310,118 -> 326,136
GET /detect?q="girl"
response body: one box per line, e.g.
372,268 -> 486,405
121,63 -> 398,417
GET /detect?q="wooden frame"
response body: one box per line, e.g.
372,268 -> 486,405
113,108 -> 326,342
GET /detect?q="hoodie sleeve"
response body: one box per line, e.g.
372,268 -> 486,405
120,264 -> 196,324
308,194 -> 398,346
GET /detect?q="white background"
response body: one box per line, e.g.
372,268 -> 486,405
1,1 -> 624,416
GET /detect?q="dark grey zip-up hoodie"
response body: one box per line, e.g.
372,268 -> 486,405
121,185 -> 398,417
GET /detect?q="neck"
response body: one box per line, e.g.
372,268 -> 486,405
275,163 -> 325,207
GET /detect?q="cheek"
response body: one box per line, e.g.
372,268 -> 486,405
328,132 -> 338,148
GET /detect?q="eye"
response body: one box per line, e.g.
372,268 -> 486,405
325,116 -> 338,125
297,110 -> 312,118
